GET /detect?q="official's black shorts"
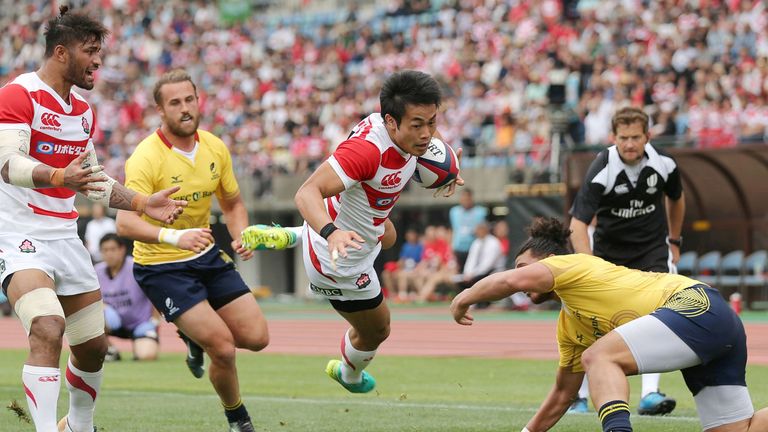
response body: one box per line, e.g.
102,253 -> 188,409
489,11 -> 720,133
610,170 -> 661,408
596,241 -> 670,272
133,246 -> 250,322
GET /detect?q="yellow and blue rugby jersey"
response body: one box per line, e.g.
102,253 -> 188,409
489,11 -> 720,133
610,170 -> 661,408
125,129 -> 239,265
537,254 -> 700,372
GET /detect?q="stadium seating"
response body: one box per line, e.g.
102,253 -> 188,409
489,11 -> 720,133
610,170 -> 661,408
677,249 -> 767,309
719,250 -> 746,289
676,251 -> 697,277
694,251 -> 722,286
743,250 -> 768,309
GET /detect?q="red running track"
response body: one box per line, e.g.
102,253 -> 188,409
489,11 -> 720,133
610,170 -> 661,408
2,316 -> 768,364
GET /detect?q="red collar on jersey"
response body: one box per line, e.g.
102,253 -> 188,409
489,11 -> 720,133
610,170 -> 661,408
156,128 -> 200,149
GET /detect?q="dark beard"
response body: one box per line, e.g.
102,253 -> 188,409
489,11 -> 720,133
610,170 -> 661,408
166,115 -> 200,138
65,59 -> 93,90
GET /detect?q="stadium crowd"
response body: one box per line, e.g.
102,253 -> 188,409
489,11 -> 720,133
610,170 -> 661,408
2,0 -> 768,196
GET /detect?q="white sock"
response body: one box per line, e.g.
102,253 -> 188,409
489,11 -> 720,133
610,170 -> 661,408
21,365 -> 61,431
641,373 -> 661,398
65,357 -> 102,432
287,226 -> 302,248
340,329 -> 376,384
578,376 -> 590,399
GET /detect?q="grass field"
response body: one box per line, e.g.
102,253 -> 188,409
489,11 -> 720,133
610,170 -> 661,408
3,349 -> 768,431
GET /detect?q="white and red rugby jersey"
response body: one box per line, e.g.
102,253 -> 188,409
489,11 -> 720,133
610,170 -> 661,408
306,113 -> 417,276
0,72 -> 96,239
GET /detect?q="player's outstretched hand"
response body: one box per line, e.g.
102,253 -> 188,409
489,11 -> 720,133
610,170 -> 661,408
144,186 -> 187,224
432,147 -> 465,198
177,228 -> 214,253
327,229 -> 364,271
450,290 -> 474,326
232,238 -> 254,261
62,150 -> 105,193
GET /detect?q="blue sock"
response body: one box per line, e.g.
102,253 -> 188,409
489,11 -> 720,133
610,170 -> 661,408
223,399 -> 250,423
598,400 -> 632,432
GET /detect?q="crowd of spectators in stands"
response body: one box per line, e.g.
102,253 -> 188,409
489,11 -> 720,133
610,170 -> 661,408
382,220 -> 533,309
3,0 -> 768,196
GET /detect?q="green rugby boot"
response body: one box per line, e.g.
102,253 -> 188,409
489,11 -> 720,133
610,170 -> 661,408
325,359 -> 376,393
241,224 -> 297,251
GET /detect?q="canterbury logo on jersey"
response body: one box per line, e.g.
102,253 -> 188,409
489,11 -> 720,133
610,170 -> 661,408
381,171 -> 402,188
614,184 -> 630,195
40,113 -> 61,127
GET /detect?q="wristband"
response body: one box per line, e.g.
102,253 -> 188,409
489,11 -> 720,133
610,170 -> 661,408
522,428 -> 531,432
158,228 -> 184,246
319,223 -> 338,240
668,237 -> 683,247
131,193 -> 148,215
49,168 -> 65,187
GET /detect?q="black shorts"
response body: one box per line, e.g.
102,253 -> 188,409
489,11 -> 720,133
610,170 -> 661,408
652,285 -> 747,395
133,246 -> 250,322
329,291 -> 384,313
596,241 -> 670,272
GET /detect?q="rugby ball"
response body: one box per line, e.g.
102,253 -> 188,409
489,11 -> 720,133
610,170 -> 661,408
413,138 -> 460,189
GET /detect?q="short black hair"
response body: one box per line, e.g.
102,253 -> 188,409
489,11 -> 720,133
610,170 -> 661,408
99,233 -> 125,248
44,5 -> 109,58
515,217 -> 572,259
380,70 -> 441,126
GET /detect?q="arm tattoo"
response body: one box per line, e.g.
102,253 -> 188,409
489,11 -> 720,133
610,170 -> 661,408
109,183 -> 138,210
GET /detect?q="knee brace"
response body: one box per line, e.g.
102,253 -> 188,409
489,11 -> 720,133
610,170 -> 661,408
65,300 -> 105,346
13,288 -> 65,335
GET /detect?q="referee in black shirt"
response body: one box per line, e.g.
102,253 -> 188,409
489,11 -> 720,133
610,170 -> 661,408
568,107 -> 686,416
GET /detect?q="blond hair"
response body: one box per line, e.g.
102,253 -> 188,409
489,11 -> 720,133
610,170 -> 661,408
153,69 -> 197,105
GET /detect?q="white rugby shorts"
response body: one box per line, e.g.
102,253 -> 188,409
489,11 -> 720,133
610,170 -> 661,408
301,233 -> 381,302
0,233 -> 99,296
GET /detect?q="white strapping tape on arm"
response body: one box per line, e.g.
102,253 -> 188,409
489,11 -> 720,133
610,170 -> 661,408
158,228 -> 202,247
0,128 -> 41,188
81,150 -> 116,206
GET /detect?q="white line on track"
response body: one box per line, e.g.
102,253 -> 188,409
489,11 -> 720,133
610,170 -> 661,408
17,387 -> 696,423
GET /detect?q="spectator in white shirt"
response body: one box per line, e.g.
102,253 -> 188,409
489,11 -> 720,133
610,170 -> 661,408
454,222 -> 504,309
84,204 -> 117,263
460,222 -> 503,285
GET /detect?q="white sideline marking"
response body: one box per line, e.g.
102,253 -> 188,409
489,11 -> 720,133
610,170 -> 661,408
5,386 -> 696,423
